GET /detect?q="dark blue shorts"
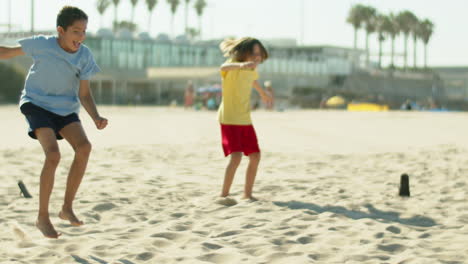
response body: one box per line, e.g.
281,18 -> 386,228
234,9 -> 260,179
20,102 -> 80,140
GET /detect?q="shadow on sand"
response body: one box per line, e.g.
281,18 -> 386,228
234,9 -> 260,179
273,201 -> 437,227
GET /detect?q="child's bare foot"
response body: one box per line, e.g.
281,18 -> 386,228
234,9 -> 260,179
36,217 -> 61,239
242,195 -> 259,201
59,208 -> 84,226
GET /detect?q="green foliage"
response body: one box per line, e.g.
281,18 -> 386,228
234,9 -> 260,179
0,63 -> 25,103
96,0 -> 111,15
113,20 -> 138,32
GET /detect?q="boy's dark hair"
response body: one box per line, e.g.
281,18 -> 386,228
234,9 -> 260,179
56,6 -> 88,30
220,37 -> 269,62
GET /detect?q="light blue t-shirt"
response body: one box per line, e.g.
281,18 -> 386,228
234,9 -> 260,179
18,35 -> 100,116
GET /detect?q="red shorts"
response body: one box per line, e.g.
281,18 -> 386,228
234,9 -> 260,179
220,124 -> 260,157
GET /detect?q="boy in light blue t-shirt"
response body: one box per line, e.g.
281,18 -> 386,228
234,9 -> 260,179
0,6 -> 107,238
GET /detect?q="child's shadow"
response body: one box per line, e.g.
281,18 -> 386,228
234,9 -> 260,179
273,201 -> 437,227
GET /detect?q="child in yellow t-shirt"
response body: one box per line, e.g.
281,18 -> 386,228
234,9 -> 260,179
217,37 -> 272,201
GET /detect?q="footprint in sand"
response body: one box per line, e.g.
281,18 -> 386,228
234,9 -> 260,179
136,252 -> 154,261
152,238 -> 173,248
270,238 -> 297,246
385,225 -> 401,234
215,197 -> 238,206
64,244 -> 80,253
168,222 -> 192,232
92,202 -> 116,212
377,243 -> 405,253
92,245 -> 109,251
296,236 -> 314,245
241,223 -> 265,229
374,232 -> 385,239
170,212 -> 186,218
202,242 -> 223,250
308,254 -> 321,261
283,231 -> 299,236
148,219 -> 161,225
197,253 -> 237,263
215,230 -> 242,238
150,232 -> 184,241
255,208 -> 271,213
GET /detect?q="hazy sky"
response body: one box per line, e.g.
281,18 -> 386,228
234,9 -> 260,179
1,0 -> 467,66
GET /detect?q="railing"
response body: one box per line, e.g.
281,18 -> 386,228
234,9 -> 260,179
1,33 -> 357,76
85,37 -> 355,76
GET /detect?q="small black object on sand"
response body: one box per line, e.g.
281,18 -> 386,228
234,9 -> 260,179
18,180 -> 33,198
399,174 -> 410,197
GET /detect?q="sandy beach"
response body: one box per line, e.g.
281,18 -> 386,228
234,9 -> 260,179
0,106 -> 467,264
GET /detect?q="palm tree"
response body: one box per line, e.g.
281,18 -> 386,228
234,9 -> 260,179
396,10 -> 418,70
167,0 -> 180,37
376,14 -> 390,68
411,17 -> 421,69
112,0 -> 121,30
387,13 -> 400,67
145,0 -> 158,32
184,0 -> 191,34
194,0 -> 206,39
419,19 -> 434,69
346,4 -> 366,49
96,0 -> 111,28
130,0 -> 139,23
362,6 -> 377,66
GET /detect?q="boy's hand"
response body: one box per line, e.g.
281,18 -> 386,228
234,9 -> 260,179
93,116 -> 108,130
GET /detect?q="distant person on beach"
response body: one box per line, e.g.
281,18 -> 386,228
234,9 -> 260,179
401,99 -> 412,111
184,80 -> 194,109
217,37 -> 272,201
264,80 -> 275,110
0,6 -> 107,238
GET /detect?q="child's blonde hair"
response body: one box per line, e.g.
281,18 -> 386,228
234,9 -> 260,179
219,37 -> 269,63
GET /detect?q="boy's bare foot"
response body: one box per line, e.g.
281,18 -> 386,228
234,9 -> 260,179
36,217 -> 61,239
59,208 -> 84,226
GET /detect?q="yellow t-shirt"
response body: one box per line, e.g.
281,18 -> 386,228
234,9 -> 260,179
217,63 -> 259,125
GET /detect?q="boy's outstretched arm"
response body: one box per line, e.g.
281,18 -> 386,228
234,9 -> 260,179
79,80 -> 108,130
0,46 -> 25,60
253,80 -> 272,104
220,61 -> 258,71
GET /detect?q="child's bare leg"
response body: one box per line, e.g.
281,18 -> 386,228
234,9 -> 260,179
244,152 -> 260,200
35,128 -> 62,238
58,122 -> 91,226
221,152 -> 242,197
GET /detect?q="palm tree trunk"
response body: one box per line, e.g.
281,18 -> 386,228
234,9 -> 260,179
391,35 -> 395,67
353,27 -> 358,49
185,4 -> 189,34
378,38 -> 382,69
171,14 -> 175,38
8,0 -> 11,33
148,12 -> 152,33
413,35 -> 417,69
365,31 -> 370,67
114,5 -> 118,31
198,15 -> 202,40
424,43 -> 428,69
131,7 -> 135,24
404,34 -> 408,70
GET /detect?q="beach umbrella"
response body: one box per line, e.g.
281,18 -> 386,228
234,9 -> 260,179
326,96 -> 346,107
